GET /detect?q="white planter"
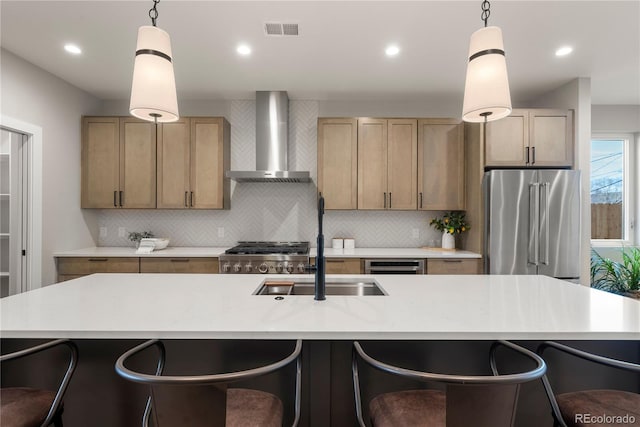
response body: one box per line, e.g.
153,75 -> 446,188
441,232 -> 455,250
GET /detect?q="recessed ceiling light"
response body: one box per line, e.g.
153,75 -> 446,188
555,46 -> 573,57
385,45 -> 400,57
237,44 -> 251,56
64,44 -> 82,55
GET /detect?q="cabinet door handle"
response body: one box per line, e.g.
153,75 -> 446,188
113,191 -> 117,207
531,146 -> 536,164
389,192 -> 392,209
442,260 -> 463,263
190,191 -> 194,207
185,191 -> 189,207
88,258 -> 108,262
419,192 -> 423,209
383,192 -> 387,209
119,191 -> 123,207
170,259 -> 190,263
525,146 -> 530,164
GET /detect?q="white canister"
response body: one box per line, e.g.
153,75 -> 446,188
343,238 -> 355,249
332,238 -> 344,249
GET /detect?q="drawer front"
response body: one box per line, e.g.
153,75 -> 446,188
427,259 -> 481,274
140,258 -> 219,273
57,257 -> 140,275
325,258 -> 362,274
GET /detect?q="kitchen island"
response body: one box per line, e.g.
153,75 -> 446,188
2,273 -> 638,339
2,274 -> 639,427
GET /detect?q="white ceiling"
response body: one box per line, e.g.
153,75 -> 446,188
1,1 -> 639,105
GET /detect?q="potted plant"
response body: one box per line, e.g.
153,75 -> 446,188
128,231 -> 154,248
429,211 -> 470,250
591,247 -> 640,299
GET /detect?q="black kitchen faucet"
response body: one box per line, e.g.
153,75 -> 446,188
308,195 -> 326,300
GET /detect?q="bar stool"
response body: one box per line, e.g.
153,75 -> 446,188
352,340 -> 546,427
0,339 -> 79,427
537,341 -> 640,427
115,339 -> 302,427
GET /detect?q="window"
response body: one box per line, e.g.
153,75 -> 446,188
590,134 -> 636,244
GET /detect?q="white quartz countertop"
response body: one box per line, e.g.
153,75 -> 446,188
53,247 -> 229,257
54,247 -> 481,259
312,247 -> 481,258
2,274 -> 639,340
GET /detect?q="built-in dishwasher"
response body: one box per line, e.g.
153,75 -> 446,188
364,259 -> 425,275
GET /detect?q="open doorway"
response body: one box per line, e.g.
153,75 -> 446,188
1,128 -> 29,296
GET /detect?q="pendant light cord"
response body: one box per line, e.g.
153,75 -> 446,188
481,0 -> 491,27
149,0 -> 160,27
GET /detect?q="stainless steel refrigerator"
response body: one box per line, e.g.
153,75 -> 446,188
483,169 -> 581,280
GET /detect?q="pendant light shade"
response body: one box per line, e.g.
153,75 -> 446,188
130,25 -> 179,123
462,26 -> 512,123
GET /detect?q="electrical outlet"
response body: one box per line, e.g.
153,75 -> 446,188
99,227 -> 107,238
412,228 -> 420,239
217,227 -> 225,238
118,227 -> 126,238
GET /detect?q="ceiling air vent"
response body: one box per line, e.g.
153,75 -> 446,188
264,22 -> 299,36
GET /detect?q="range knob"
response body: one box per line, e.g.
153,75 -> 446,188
297,263 -> 306,273
275,263 -> 284,273
233,263 -> 242,273
244,263 -> 253,273
286,264 -> 294,274
222,263 -> 231,273
258,263 -> 269,274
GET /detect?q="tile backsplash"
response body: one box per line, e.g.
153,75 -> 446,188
98,100 -> 445,248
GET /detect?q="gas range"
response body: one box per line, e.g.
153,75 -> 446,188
219,241 -> 310,274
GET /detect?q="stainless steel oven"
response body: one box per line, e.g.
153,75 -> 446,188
364,259 -> 425,275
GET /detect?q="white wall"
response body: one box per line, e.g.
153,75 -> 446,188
592,105 -> 640,132
0,49 -> 102,286
531,78 -> 592,285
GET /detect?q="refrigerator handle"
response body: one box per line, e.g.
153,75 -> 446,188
528,183 -> 540,266
541,182 -> 550,265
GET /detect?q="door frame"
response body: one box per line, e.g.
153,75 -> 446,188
1,115 -> 43,292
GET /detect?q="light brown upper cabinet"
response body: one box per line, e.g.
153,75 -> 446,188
317,118 -> 358,210
157,117 -> 230,209
81,117 -> 156,208
417,119 -> 465,211
485,109 -> 573,168
358,118 -> 417,210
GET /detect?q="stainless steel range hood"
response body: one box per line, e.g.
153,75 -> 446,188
226,91 -> 311,183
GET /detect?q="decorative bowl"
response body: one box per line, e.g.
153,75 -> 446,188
140,238 -> 170,250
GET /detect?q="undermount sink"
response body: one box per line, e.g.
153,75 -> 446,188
254,278 -> 386,296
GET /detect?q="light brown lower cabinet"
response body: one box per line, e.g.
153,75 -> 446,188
325,258 -> 362,274
57,257 -> 140,278
426,259 -> 482,274
140,258 -> 219,274
56,256 -> 219,281
310,257 -> 362,274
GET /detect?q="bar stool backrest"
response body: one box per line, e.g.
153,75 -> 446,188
116,340 -> 302,427
352,340 -> 546,427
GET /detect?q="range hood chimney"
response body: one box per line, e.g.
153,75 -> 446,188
226,91 -> 311,183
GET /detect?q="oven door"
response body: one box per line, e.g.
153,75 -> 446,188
364,259 -> 425,275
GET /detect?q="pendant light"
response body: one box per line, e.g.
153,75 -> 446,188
462,0 -> 511,123
129,0 -> 179,123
